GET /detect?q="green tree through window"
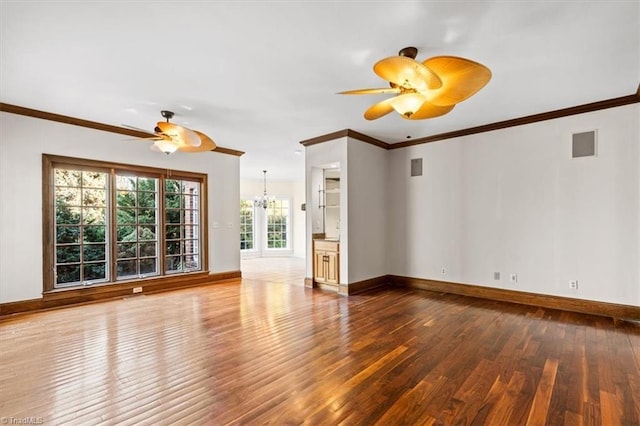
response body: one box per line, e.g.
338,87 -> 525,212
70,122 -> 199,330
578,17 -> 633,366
54,169 -> 108,286
164,179 -> 200,273
115,175 -> 159,279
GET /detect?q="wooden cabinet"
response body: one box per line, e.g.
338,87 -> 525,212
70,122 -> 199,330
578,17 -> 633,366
313,240 -> 339,286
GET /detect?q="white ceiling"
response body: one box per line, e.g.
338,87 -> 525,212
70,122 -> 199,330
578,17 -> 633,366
1,1 -> 638,181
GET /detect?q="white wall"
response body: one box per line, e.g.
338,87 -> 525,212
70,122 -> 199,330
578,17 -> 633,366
309,167 -> 325,234
387,104 -> 639,306
292,179 -> 306,259
239,178 -> 306,258
387,138 -> 463,282
347,137 -> 388,283
0,112 -> 240,304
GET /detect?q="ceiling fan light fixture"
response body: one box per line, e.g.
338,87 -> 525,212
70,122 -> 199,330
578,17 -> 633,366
154,139 -> 179,155
389,93 -> 427,118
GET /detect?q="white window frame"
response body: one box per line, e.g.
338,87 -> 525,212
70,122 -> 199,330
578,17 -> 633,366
240,199 -> 257,253
263,197 -> 292,255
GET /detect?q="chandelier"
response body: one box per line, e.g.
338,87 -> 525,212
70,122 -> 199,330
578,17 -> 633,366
254,170 -> 274,209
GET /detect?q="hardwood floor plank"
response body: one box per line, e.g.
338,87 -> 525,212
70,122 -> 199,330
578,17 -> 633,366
1,257 -> 639,425
448,359 -> 500,424
375,375 -> 450,425
483,371 -> 527,425
469,375 -> 508,426
628,371 -> 640,424
526,358 -> 559,425
599,390 -> 622,426
563,410 -> 584,426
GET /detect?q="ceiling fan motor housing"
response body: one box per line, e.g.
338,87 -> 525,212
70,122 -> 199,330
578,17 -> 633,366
398,46 -> 418,59
160,110 -> 175,121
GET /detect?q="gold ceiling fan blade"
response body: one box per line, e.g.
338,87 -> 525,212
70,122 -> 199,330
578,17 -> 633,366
122,135 -> 164,142
374,56 -> 442,91
156,121 -> 201,147
402,100 -> 455,120
338,87 -> 401,95
363,98 -> 396,120
421,56 -> 492,106
178,131 -> 217,153
121,124 -> 157,135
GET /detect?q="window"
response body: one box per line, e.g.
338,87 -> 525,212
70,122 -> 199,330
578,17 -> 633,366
266,199 -> 290,249
54,169 -> 109,287
115,175 -> 159,279
240,200 -> 255,250
44,155 -> 207,291
164,179 -> 201,273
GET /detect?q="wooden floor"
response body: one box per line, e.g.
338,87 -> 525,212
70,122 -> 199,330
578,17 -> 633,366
1,257 -> 639,425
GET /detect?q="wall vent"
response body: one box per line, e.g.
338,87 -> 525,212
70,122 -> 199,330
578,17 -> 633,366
410,158 -> 423,177
572,131 -> 596,158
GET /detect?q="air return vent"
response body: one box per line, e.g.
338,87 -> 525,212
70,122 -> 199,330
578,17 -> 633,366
572,131 -> 596,158
410,158 -> 423,177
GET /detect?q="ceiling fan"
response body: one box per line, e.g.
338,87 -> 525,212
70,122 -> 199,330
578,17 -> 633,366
124,110 -> 216,154
339,47 -> 491,120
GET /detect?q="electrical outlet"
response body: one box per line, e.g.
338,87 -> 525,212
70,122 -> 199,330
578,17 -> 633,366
132,287 -> 143,294
441,267 -> 447,275
494,272 -> 501,280
510,274 -> 518,284
569,280 -> 578,290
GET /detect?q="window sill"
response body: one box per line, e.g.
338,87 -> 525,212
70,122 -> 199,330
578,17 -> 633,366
43,271 -> 210,301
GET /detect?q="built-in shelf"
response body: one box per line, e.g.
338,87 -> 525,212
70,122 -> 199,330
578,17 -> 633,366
322,168 -> 340,240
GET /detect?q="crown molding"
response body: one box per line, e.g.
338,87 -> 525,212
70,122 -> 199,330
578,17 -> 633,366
345,129 -> 391,149
0,103 -> 244,157
389,91 -> 640,149
299,129 -> 349,146
298,87 -> 640,151
3,85 -> 638,157
300,129 -> 389,149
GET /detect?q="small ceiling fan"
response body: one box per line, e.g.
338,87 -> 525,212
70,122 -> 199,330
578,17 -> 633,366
124,110 -> 216,154
339,47 -> 491,120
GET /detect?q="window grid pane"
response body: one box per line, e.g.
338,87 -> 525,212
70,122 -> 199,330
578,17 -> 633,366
54,170 -> 109,287
266,199 -> 289,249
116,175 -> 159,279
164,179 -> 201,273
240,200 -> 254,250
